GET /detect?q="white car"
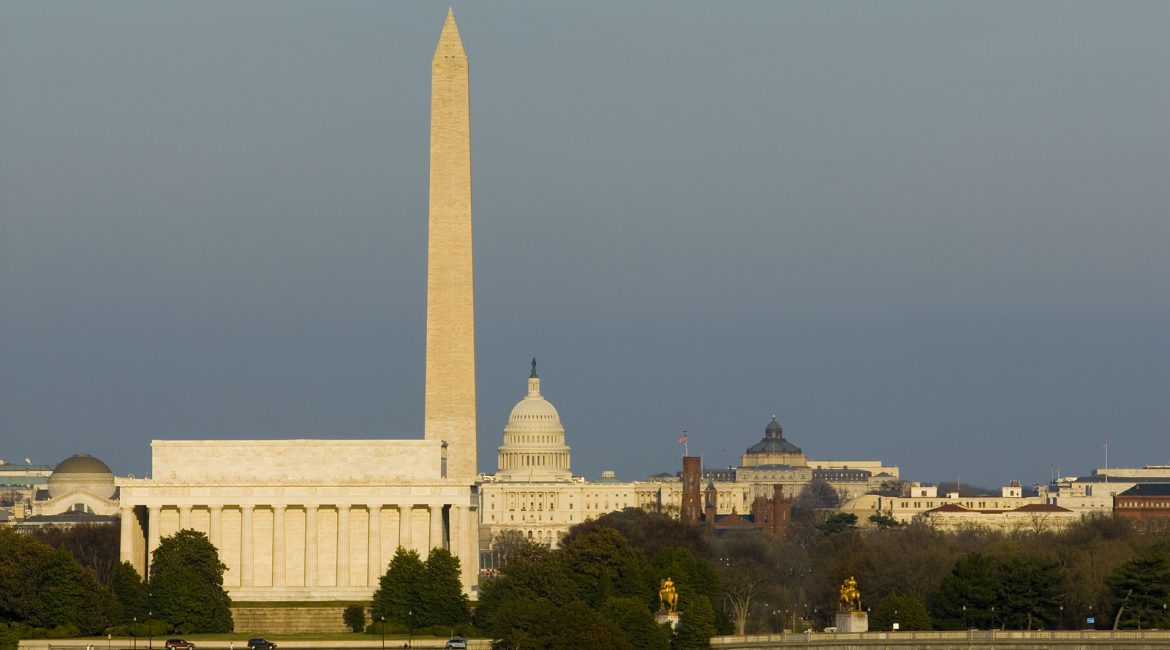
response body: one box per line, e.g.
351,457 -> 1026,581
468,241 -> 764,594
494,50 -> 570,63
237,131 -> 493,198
444,637 -> 468,649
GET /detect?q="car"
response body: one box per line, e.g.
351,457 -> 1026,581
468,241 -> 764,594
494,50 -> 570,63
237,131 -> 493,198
444,637 -> 468,649
247,639 -> 277,650
165,641 -> 195,650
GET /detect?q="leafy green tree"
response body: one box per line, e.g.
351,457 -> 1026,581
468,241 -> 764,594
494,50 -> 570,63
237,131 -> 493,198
818,513 -> 858,535
148,530 -> 232,633
561,527 -> 653,607
603,597 -> 670,650
672,594 -> 716,650
1107,549 -> 1170,630
371,547 -> 424,625
868,514 -> 902,529
42,547 -> 112,633
343,604 -> 365,632
417,548 -> 470,627
0,528 -> 111,634
474,544 -> 578,633
111,561 -> 149,624
933,553 -> 998,629
997,556 -> 1062,630
871,591 -> 931,631
0,623 -> 18,650
371,547 -> 468,629
492,599 -> 632,650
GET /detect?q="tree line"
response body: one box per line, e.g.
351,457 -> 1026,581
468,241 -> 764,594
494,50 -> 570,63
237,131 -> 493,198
0,526 -> 231,641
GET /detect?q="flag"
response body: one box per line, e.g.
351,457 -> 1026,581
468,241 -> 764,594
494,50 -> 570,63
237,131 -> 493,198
677,433 -> 688,445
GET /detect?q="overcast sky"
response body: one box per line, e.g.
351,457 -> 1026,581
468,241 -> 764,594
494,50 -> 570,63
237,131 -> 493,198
2,2 -> 1167,488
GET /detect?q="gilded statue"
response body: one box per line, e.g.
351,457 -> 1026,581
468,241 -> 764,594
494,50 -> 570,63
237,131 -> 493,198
838,575 -> 861,611
658,577 -> 679,614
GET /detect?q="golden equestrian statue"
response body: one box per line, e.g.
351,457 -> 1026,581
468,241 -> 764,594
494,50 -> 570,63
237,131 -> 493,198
659,577 -> 679,614
839,576 -> 861,611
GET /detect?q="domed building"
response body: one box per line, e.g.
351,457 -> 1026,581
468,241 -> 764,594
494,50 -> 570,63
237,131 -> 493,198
22,453 -> 121,528
478,362 -> 666,553
495,360 -> 572,482
739,416 -> 807,468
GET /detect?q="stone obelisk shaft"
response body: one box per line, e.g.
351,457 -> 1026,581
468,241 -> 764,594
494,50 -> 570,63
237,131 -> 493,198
425,10 -> 476,482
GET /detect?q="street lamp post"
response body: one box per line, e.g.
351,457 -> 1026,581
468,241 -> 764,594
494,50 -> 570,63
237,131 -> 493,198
407,609 -> 413,649
132,616 -> 137,650
147,610 -> 153,650
380,615 -> 385,650
1059,605 -> 1064,630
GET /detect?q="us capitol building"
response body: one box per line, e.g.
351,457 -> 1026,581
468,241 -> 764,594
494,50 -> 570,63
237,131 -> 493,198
478,360 -> 899,555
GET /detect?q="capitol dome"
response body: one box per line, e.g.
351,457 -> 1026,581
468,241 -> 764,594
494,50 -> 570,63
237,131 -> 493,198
48,453 -> 116,499
496,360 -> 572,482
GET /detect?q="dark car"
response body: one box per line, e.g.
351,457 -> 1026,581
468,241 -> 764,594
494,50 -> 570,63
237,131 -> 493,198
165,641 -> 195,650
247,639 -> 277,650
444,638 -> 468,650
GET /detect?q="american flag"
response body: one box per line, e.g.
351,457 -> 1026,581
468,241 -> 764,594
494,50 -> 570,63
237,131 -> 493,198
677,433 -> 688,445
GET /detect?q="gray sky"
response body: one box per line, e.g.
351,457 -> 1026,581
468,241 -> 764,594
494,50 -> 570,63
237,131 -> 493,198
2,2 -> 1167,489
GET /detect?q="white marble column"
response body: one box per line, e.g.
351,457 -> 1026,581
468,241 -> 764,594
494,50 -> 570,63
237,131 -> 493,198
273,505 -> 286,587
178,505 -> 192,531
209,505 -> 223,551
119,506 -> 135,566
146,505 -> 161,578
429,504 -> 445,553
240,505 -> 254,587
368,505 -> 382,586
457,505 -> 475,588
305,505 -> 318,587
398,503 -> 414,552
336,505 -> 350,587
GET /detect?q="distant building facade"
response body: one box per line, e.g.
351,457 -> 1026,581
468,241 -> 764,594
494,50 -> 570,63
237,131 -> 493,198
1113,483 -> 1170,533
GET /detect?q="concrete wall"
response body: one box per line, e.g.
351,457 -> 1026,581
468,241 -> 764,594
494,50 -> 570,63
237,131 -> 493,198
231,606 -> 349,634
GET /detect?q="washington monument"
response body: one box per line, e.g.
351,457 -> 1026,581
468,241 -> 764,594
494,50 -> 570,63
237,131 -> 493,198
425,9 -> 477,483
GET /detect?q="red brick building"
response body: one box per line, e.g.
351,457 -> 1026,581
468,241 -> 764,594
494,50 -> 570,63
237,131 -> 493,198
1114,483 -> 1170,533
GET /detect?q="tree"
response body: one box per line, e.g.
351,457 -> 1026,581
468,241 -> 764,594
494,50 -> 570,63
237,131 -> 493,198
148,530 -> 232,633
31,523 -> 120,584
722,561 -> 765,635
0,528 -> 111,634
997,556 -> 1062,630
474,543 -> 578,633
672,594 -> 716,650
110,562 -> 149,624
561,527 -> 652,607
491,599 -> 632,650
817,513 -> 858,535
371,547 -> 424,625
868,514 -> 902,529
343,604 -> 365,633
871,592 -> 931,631
0,623 -> 19,650
933,553 -> 998,629
416,548 -> 470,627
794,479 -> 841,511
371,547 -> 469,629
602,597 -> 670,650
1107,549 -> 1170,630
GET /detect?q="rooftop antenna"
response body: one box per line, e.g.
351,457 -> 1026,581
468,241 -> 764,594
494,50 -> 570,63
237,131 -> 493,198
1104,441 -> 1109,483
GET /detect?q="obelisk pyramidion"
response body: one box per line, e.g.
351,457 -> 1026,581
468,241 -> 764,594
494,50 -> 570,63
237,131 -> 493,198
425,9 -> 477,482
